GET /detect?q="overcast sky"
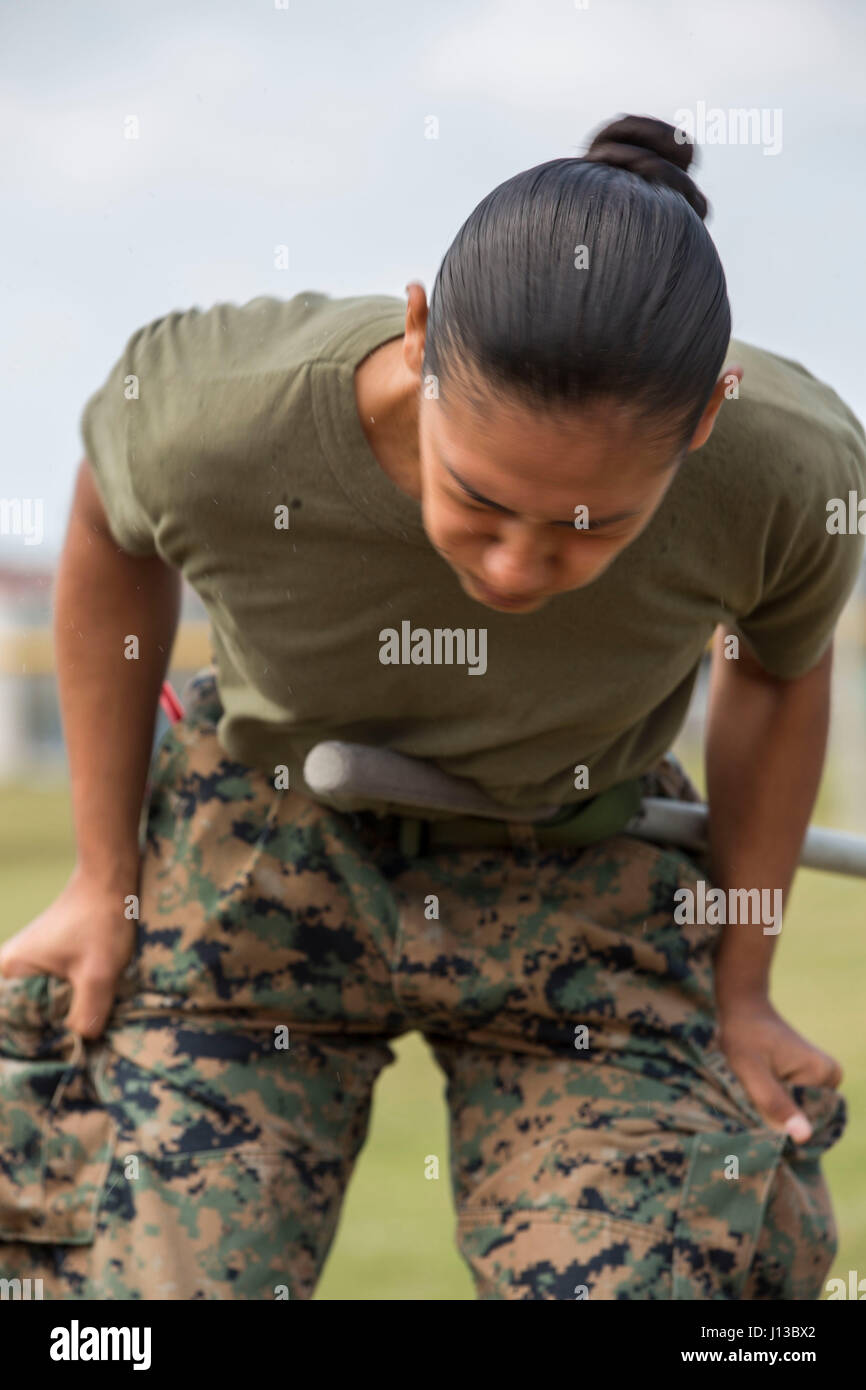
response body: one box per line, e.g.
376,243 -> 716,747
1,0 -> 864,563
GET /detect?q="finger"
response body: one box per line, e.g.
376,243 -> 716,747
824,1056 -> 844,1088
779,1050 -> 844,1090
66,973 -> 116,1040
731,1055 -> 813,1143
0,947 -> 65,981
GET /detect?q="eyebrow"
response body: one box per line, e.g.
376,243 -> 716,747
441,459 -> 641,530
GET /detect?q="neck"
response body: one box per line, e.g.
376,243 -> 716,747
354,338 -> 422,500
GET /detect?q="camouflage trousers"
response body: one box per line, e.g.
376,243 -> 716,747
0,673 -> 845,1300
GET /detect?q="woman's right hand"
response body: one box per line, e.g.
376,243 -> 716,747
0,867 -> 137,1038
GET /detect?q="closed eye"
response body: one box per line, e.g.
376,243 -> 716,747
441,454 -> 642,531
458,497 -> 618,532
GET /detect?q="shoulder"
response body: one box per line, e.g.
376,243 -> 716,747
711,338 -> 866,506
117,291 -> 402,462
660,339 -> 865,639
81,292 -> 406,554
117,290 -> 404,383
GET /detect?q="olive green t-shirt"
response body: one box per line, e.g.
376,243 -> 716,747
81,292 -> 866,818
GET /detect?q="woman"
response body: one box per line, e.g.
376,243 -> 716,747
0,115 -> 863,1300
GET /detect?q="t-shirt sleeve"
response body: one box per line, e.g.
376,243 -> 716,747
79,328 -> 159,556
734,433 -> 865,679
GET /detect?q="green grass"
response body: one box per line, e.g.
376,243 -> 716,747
1,778 -> 863,1300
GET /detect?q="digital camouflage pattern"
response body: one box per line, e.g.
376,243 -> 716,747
0,671 -> 845,1299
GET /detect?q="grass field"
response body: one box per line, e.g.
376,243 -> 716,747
1,771 -> 864,1301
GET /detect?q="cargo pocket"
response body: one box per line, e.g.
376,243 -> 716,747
0,974 -> 117,1245
670,1125 -> 787,1298
687,1046 -> 847,1300
745,1082 -> 846,1300
455,1068 -> 846,1301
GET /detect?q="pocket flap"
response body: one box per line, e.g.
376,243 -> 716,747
673,1128 -> 785,1299
0,975 -> 74,1059
0,978 -> 116,1245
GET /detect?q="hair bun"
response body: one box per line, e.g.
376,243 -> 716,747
583,114 -> 708,220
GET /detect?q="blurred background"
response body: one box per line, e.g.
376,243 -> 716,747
1,0 -> 864,1299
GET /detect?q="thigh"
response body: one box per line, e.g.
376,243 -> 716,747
134,675 -> 401,1028
0,972 -> 395,1299
0,681 -> 402,1299
431,1039 -> 843,1301
416,834 -> 845,1301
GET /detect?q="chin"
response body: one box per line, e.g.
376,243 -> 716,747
488,596 -> 549,614
463,576 -> 549,614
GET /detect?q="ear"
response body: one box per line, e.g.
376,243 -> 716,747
686,363 -> 745,453
402,281 -> 429,377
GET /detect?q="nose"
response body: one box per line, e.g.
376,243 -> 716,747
481,524 -> 552,593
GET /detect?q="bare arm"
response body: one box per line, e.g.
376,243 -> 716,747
704,624 -> 841,1140
56,458 -> 181,887
0,459 -> 181,1035
705,625 -> 832,992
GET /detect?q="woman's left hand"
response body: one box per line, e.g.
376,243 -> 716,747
716,996 -> 843,1142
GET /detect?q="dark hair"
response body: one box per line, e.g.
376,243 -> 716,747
423,114 -> 731,450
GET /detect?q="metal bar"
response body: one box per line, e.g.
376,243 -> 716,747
304,740 -> 866,879
628,799 -> 866,878
303,740 -> 561,821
